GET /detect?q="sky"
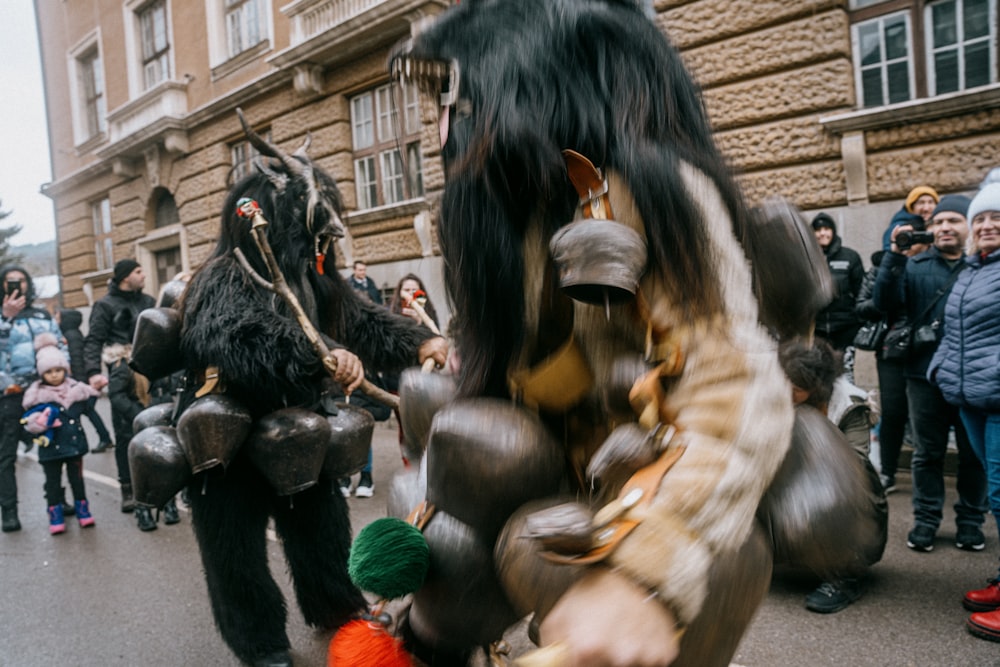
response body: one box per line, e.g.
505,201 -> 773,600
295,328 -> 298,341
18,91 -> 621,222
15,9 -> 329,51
0,2 -> 56,246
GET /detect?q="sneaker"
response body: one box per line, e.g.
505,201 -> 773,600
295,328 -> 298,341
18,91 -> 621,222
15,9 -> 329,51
907,525 -> 935,552
48,505 -> 66,535
879,473 -> 896,494
965,579 -> 1000,612
92,440 -> 113,454
957,525 -> 986,551
805,579 -> 863,614
338,477 -> 352,498
75,499 -> 95,528
355,472 -> 374,498
135,506 -> 157,532
162,499 -> 180,525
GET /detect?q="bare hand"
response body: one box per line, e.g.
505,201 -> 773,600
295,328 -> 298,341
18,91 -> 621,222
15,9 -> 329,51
417,336 -> 448,369
89,375 -> 109,391
329,349 -> 364,394
2,292 -> 25,320
539,568 -> 680,667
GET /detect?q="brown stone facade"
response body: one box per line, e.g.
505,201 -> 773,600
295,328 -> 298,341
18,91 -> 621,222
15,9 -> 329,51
37,0 -> 1000,324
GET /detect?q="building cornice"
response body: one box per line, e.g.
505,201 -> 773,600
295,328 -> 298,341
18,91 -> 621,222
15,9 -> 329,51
820,83 -> 1000,134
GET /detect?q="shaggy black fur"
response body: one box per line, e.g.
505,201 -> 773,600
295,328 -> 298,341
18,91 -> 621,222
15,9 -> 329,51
393,0 -> 750,398
177,130 -> 436,663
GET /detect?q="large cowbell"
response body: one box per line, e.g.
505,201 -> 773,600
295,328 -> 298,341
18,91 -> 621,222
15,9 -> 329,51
129,425 -> 192,509
129,307 -> 184,382
321,402 -> 375,479
550,218 -> 647,305
176,394 -> 253,473
245,408 -> 330,496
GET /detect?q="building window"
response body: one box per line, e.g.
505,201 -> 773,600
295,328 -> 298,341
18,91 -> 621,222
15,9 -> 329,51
851,0 -> 997,108
225,0 -> 264,58
229,133 -> 269,185
80,50 -> 106,139
139,0 -> 171,90
927,0 -> 996,94
350,83 -> 425,211
154,246 -> 182,286
854,12 -> 914,107
154,191 -> 180,229
92,198 -> 114,272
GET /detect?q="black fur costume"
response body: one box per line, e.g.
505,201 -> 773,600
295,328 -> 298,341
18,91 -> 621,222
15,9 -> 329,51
176,131 -> 434,665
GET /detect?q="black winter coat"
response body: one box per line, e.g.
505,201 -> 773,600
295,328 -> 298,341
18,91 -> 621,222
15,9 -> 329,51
83,283 -> 155,379
815,236 -> 865,339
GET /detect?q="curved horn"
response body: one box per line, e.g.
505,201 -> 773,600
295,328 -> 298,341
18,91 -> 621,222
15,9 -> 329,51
293,133 -> 313,159
236,108 -> 307,178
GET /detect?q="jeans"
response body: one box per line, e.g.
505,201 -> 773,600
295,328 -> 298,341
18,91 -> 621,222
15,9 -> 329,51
907,377 -> 987,531
960,407 -> 1000,541
876,356 -> 909,478
0,393 -> 23,509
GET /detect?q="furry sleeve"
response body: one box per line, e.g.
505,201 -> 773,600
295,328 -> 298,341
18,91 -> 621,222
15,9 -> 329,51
607,164 -> 793,626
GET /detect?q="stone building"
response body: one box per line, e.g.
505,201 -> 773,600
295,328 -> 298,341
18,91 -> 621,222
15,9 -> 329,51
37,0 -> 1000,328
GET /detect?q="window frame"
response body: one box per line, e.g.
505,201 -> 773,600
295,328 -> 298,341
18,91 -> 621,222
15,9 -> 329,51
349,83 -> 425,211
924,0 -> 998,95
849,0 -> 999,109
123,0 -> 176,98
851,10 -> 918,108
67,30 -> 107,148
91,198 -> 114,272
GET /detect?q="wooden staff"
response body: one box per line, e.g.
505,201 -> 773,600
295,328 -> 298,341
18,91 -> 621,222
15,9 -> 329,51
233,197 -> 400,408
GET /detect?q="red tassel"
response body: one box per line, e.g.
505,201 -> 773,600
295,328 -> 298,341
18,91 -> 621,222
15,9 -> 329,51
328,619 -> 414,667
316,253 -> 326,275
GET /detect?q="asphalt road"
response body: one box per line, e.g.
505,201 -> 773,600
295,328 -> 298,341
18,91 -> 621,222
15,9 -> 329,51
2,398 -> 999,667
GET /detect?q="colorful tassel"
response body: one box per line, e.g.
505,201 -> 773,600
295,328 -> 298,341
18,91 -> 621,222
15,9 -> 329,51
328,618 -> 413,667
348,517 -> 430,600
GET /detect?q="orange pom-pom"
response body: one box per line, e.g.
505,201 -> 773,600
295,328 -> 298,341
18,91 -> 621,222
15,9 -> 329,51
328,618 -> 414,667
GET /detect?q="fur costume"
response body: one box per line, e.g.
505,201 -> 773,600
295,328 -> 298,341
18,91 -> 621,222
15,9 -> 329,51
174,119 -> 436,666
383,1 -> 817,664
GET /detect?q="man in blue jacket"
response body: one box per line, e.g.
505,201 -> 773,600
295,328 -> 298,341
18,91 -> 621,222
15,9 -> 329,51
874,195 -> 987,553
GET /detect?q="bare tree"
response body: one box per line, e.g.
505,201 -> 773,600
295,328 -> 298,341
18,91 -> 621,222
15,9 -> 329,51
0,199 -> 24,267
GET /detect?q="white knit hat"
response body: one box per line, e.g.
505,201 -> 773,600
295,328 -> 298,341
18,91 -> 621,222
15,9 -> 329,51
34,333 -> 69,375
966,182 -> 1000,227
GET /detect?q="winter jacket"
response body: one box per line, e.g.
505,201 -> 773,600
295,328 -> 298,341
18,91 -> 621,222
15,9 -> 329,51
83,282 -> 155,379
22,378 -> 98,461
873,246 -> 966,379
59,309 -> 86,381
928,247 -> 1000,412
815,235 -> 865,340
0,306 -> 65,393
348,276 -> 383,305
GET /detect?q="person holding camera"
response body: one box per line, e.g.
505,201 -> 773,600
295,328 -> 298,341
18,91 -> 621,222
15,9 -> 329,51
927,183 -> 1000,641
0,265 -> 67,533
874,194 -> 987,553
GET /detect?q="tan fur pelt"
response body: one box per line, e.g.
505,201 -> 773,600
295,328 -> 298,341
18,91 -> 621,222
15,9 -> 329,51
101,343 -> 131,367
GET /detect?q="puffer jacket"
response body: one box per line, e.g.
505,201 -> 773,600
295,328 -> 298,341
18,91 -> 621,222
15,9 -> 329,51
0,307 -> 65,392
83,281 -> 155,380
928,248 -> 1000,411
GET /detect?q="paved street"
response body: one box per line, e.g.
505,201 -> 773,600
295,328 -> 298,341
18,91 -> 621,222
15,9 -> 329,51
2,398 -> 999,666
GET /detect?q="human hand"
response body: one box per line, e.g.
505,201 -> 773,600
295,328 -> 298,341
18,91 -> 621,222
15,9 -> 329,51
89,375 -> 109,391
889,224 -> 925,257
2,291 -> 25,320
401,306 -> 421,323
417,336 -> 448,369
329,349 -> 364,394
538,567 -> 680,667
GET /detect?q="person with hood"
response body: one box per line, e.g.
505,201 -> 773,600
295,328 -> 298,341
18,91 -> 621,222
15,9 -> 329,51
882,185 -> 939,251
812,213 -> 865,378
57,308 -> 113,453
0,265 -> 66,532
83,259 -> 155,527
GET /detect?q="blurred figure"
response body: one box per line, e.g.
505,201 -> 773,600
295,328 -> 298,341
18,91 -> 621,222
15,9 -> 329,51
882,186 -> 939,251
348,260 -> 383,304
928,183 -> 1000,641
388,273 -> 439,331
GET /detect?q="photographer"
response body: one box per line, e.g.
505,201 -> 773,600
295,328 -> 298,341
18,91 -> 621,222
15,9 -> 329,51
0,265 -> 66,533
873,195 -> 987,553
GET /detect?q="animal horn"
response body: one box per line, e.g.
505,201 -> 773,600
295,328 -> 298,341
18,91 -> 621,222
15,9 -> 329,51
293,133 -> 313,159
236,108 -> 307,178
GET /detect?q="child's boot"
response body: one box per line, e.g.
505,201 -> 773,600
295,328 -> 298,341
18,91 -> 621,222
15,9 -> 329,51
75,499 -> 95,528
48,505 -> 65,535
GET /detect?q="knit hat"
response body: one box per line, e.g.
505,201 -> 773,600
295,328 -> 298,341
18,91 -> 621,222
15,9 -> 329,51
930,194 -> 971,220
967,183 -> 1000,225
905,186 -> 939,213
34,333 -> 69,375
112,259 -> 141,285
811,212 -> 836,232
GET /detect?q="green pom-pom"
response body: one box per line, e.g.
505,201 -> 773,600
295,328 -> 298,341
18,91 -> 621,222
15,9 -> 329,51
349,517 -> 430,599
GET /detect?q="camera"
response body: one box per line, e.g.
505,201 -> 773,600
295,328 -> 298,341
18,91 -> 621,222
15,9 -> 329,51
895,229 -> 934,250
4,280 -> 20,297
